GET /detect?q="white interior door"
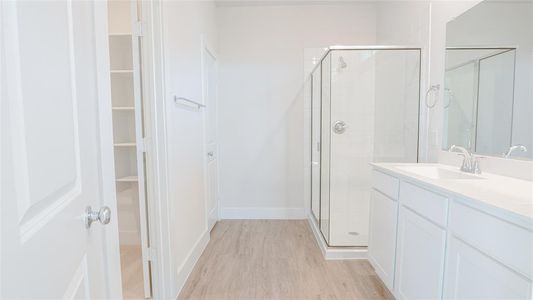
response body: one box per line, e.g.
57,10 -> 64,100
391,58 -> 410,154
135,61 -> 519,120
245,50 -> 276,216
203,46 -> 219,231
1,1 -> 122,298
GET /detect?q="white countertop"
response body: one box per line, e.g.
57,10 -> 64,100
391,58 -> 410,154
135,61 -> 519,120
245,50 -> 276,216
371,163 -> 533,226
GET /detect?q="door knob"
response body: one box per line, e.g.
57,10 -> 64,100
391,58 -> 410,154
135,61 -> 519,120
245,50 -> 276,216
85,206 -> 111,228
333,120 -> 348,134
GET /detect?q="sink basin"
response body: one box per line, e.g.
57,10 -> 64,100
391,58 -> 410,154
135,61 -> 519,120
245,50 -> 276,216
396,166 -> 485,180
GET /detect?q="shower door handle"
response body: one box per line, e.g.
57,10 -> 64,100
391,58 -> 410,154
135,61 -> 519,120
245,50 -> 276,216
333,120 -> 348,134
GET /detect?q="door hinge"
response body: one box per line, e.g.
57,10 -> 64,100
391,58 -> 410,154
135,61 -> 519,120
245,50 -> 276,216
134,21 -> 143,37
139,137 -> 149,153
145,247 -> 157,262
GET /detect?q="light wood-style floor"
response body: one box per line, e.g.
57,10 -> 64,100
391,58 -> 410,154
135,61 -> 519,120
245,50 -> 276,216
120,245 -> 145,300
178,220 -> 393,300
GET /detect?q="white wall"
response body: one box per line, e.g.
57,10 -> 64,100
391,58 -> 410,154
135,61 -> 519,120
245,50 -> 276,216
375,1 -> 481,162
375,1 -> 430,46
216,2 -> 377,219
159,1 -> 217,297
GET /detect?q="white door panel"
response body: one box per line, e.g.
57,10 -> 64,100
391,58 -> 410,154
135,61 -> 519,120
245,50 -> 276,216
204,46 -> 218,231
394,207 -> 446,300
368,190 -> 398,290
207,156 -> 219,227
444,236 -> 532,299
1,1 -> 120,298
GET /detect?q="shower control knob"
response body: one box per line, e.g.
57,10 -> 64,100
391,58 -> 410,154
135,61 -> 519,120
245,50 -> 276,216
333,120 -> 348,134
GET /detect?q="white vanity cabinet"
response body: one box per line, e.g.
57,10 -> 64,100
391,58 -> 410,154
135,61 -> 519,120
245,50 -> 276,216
444,235 -> 531,299
443,201 -> 533,299
368,171 -> 399,290
395,207 -> 447,300
395,182 -> 448,300
369,167 -> 533,300
368,190 -> 398,290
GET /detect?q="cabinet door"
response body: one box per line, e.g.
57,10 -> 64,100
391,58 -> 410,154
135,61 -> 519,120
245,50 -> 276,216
395,207 -> 446,300
368,190 -> 398,290
443,236 -> 532,300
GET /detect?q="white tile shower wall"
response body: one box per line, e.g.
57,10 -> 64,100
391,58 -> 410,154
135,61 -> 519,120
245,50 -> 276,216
217,3 -> 377,218
328,50 -> 376,246
373,50 -> 420,164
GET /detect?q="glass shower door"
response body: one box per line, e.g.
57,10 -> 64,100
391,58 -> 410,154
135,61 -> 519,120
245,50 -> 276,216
322,49 -> 420,247
311,65 -> 322,222
320,53 -> 332,242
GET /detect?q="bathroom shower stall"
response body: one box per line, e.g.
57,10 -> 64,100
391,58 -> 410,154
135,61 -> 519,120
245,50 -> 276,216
310,47 -> 421,247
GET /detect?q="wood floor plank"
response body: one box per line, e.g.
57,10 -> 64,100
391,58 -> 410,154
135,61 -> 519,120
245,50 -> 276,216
178,220 -> 393,300
120,245 -> 145,300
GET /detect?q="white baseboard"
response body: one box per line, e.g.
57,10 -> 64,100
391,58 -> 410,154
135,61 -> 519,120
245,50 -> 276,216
220,207 -> 306,219
208,206 -> 218,231
307,215 -> 367,260
174,230 -> 210,298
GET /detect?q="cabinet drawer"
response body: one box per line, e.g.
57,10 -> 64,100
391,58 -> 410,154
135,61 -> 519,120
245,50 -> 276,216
449,201 -> 533,279
399,182 -> 448,227
372,170 -> 399,200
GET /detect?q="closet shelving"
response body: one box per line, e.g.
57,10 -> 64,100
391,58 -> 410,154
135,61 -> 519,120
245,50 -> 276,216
114,142 -> 136,147
108,1 -> 140,200
108,0 -> 151,298
112,107 -> 135,111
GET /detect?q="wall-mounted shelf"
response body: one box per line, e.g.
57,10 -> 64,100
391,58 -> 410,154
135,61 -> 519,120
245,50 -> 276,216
114,142 -> 136,147
112,106 -> 135,111
111,70 -> 134,74
116,175 -> 138,182
109,33 -> 132,37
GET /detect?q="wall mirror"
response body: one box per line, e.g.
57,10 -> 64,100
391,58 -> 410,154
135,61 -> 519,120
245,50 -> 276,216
442,0 -> 533,160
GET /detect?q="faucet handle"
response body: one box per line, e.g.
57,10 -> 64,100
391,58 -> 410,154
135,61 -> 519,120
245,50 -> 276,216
503,144 -> 528,158
471,155 -> 483,174
472,159 -> 480,174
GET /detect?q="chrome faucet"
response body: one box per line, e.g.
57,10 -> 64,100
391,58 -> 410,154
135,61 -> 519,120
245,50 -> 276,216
503,144 -> 527,158
449,145 -> 481,174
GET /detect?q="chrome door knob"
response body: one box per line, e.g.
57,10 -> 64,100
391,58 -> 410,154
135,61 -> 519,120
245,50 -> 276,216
333,120 -> 348,134
85,206 -> 111,228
